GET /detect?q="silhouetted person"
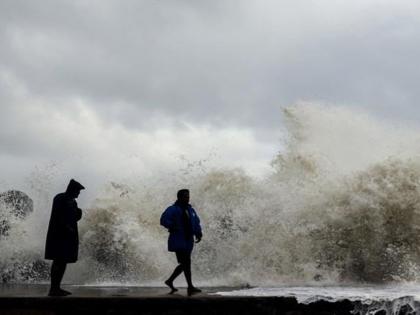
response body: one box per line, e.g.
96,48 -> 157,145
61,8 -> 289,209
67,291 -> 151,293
45,179 -> 85,296
161,189 -> 203,296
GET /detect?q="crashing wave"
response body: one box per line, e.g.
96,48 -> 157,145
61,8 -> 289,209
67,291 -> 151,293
2,103 -> 420,285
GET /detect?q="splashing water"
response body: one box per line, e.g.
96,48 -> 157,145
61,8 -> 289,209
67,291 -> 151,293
217,285 -> 420,315
2,103 -> 420,289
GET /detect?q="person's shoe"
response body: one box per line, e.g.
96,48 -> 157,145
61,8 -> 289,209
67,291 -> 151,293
187,286 -> 202,296
164,280 -> 178,294
48,288 -> 72,297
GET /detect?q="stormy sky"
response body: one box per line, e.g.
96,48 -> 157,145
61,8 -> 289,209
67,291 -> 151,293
1,0 -> 420,198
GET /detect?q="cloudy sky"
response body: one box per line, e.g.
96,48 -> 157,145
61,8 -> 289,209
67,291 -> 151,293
1,0 -> 420,198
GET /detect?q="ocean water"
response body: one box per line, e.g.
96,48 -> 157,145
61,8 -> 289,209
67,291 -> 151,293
217,285 -> 420,314
2,103 -> 420,295
217,285 -> 420,303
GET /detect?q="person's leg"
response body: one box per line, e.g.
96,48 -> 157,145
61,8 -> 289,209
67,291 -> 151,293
164,252 -> 184,293
165,251 -> 201,296
49,260 -> 70,296
180,252 -> 193,288
167,265 -> 183,282
51,260 -> 66,289
182,251 -> 201,296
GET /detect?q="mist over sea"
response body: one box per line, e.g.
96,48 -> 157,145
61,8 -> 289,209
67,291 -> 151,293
2,103 -> 420,287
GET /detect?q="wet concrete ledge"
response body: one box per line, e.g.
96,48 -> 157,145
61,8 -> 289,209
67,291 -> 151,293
0,296 -> 355,315
0,285 -> 354,315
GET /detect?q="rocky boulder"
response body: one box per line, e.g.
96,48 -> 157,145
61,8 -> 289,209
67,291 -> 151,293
0,190 -> 33,236
0,190 -> 33,218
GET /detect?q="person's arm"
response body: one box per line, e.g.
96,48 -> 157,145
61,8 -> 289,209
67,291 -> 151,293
54,195 -> 75,234
192,209 -> 202,243
160,206 -> 176,231
75,208 -> 82,221
74,201 -> 82,221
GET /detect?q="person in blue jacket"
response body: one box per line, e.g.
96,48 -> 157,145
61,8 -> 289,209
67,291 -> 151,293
160,189 -> 202,296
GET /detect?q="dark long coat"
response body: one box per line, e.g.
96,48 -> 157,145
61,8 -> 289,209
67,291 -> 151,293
45,192 -> 82,263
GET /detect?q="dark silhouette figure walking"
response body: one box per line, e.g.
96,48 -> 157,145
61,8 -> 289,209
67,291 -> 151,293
160,189 -> 203,296
45,179 -> 85,296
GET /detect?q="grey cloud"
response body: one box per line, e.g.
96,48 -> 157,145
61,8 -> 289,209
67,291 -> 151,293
1,0 -> 420,135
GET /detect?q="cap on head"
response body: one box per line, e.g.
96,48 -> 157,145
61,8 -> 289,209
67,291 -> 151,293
66,179 -> 85,194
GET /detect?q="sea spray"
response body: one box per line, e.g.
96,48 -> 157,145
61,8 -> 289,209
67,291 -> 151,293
2,103 -> 420,285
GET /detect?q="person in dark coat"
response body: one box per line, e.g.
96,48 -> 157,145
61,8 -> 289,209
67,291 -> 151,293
160,189 -> 202,296
45,179 -> 85,296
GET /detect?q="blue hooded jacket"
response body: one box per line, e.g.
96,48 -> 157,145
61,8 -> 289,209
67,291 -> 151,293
160,203 -> 202,252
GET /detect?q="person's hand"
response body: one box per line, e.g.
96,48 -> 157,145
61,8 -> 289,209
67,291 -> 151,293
76,208 -> 82,220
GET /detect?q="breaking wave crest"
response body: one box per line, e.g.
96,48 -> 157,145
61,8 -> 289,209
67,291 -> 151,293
2,103 -> 420,285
